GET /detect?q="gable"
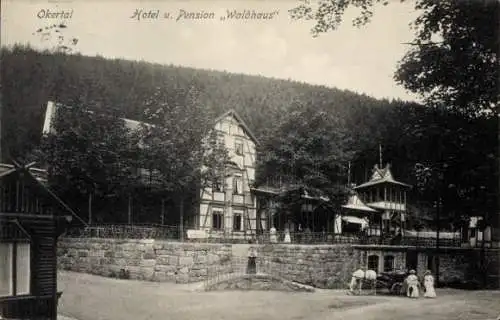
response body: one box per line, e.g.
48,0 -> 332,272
0,163 -> 86,225
213,110 -> 259,145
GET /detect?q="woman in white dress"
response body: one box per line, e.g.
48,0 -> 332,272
406,270 -> 420,298
283,227 -> 291,243
423,270 -> 437,298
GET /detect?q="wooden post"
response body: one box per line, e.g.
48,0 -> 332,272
88,192 -> 92,225
435,194 -> 440,286
0,91 -> 3,162
179,198 -> 184,241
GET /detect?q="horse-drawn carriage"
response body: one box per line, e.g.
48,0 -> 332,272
375,270 -> 408,295
349,269 -> 410,296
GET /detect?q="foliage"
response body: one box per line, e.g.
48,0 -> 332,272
135,84 -> 229,202
1,45 -> 497,226
33,23 -> 79,54
256,99 -> 354,210
0,45 -> 402,163
394,0 -> 499,117
289,0 -> 498,228
289,0 -> 499,117
40,102 -> 139,201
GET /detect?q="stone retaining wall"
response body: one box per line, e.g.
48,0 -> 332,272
57,238 -> 499,289
257,244 -> 362,289
58,238 -> 232,283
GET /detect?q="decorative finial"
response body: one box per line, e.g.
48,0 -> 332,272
379,144 -> 383,168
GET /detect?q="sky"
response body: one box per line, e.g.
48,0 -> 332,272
1,0 -> 421,102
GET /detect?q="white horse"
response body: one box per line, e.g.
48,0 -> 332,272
364,269 -> 377,295
349,269 -> 377,295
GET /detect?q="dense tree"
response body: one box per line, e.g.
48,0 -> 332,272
0,45 -> 402,163
135,85 -> 229,229
256,97 -> 355,211
3,44 -> 496,230
39,101 -> 140,223
289,0 -> 499,117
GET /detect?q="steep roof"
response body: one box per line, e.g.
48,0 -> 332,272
214,109 -> 259,145
354,164 -> 411,190
0,161 -> 87,226
342,192 -> 377,212
43,102 -> 259,146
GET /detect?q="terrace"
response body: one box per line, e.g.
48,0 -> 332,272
62,223 -> 483,248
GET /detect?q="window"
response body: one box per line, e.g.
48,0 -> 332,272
212,210 -> 224,230
384,255 -> 395,272
213,179 -> 224,192
367,255 -> 379,272
233,176 -> 243,195
235,141 -> 243,156
0,242 -> 30,297
217,135 -> 225,146
233,214 -> 242,231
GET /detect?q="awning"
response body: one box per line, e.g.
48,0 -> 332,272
342,216 -> 369,229
404,230 -> 460,239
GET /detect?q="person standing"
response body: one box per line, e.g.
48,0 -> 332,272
406,270 -> 420,298
423,270 -> 437,298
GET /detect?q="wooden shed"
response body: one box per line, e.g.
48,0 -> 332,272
0,161 -> 84,320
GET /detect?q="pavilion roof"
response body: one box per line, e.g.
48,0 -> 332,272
353,164 -> 411,190
342,192 -> 377,212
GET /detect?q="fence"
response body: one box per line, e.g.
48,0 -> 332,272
64,223 -> 180,240
63,224 -> 481,248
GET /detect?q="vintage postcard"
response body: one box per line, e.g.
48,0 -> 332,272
1,0 -> 499,319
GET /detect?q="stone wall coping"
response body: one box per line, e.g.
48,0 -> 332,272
62,238 -> 232,247
353,244 -> 500,252
258,244 -> 352,249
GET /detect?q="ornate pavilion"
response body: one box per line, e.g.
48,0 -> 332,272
339,163 -> 412,241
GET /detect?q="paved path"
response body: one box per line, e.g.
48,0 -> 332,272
57,271 -> 500,320
58,315 -> 79,320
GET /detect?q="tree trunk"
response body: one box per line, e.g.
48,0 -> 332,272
128,193 -> 132,224
161,198 -> 165,225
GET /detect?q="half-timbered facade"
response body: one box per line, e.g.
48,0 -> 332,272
0,162 -> 83,320
193,110 -> 259,237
